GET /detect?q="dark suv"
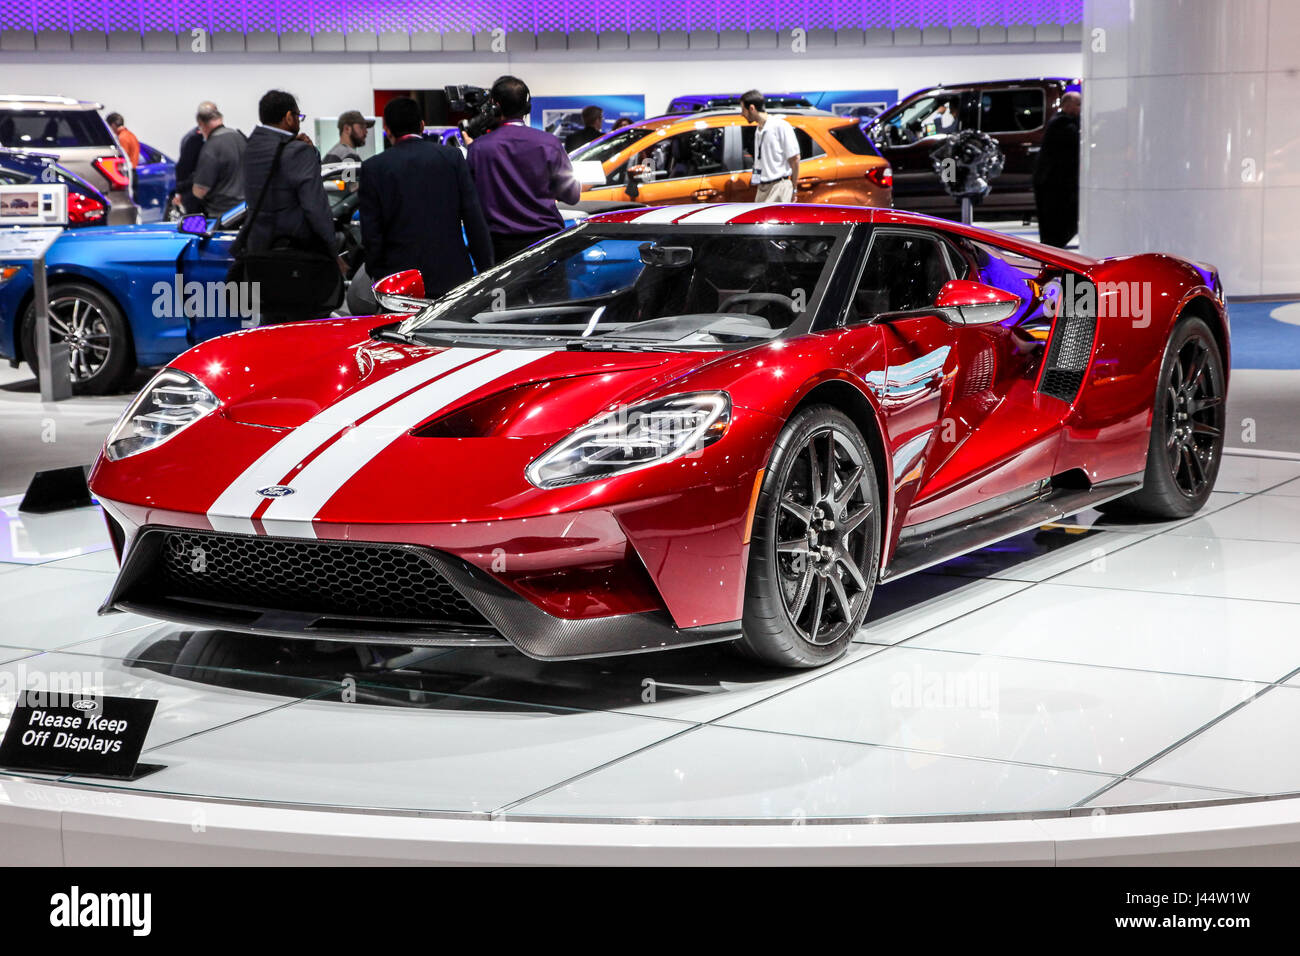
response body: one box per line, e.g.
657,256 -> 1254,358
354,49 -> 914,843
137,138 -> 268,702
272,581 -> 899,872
866,78 -> 1080,219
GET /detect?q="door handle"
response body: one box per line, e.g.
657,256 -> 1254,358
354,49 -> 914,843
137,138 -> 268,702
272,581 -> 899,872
694,188 -> 720,202
797,177 -> 821,190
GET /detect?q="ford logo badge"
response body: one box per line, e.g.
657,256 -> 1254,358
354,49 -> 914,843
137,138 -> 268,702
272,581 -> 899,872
72,698 -> 98,712
257,485 -> 295,498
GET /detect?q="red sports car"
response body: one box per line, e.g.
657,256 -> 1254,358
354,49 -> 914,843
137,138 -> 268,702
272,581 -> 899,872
88,204 -> 1228,668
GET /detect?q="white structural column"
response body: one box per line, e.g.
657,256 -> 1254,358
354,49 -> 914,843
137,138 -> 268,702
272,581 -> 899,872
1081,0 -> 1300,295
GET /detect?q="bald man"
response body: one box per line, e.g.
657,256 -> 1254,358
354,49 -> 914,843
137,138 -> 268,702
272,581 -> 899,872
1033,91 -> 1081,247
173,101 -> 220,214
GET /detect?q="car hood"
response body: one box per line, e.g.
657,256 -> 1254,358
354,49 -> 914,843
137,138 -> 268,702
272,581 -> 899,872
47,220 -> 196,262
172,318 -> 727,433
60,221 -> 187,241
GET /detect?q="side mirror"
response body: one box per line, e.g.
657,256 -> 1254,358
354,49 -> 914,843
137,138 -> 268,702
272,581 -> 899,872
177,214 -> 209,237
933,279 -> 1021,325
372,269 -> 430,313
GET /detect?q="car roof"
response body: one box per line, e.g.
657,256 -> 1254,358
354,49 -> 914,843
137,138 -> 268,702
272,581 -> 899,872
0,94 -> 103,110
895,78 -> 1081,101
610,108 -> 849,137
585,203 -> 1098,269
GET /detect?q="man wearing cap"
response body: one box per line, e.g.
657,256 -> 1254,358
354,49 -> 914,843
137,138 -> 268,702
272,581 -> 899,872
325,110 -> 374,163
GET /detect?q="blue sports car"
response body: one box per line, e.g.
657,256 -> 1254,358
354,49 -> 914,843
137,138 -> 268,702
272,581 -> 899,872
0,160 -> 363,394
1,155 -> 637,394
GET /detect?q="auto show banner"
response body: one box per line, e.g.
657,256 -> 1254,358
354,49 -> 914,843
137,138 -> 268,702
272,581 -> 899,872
531,95 -> 646,139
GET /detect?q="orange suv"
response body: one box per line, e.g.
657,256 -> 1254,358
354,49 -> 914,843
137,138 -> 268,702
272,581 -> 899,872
571,109 -> 892,208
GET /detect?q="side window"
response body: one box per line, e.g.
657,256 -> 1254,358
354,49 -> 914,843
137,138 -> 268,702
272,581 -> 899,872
632,128 -> 725,181
793,128 -> 824,159
740,125 -> 824,167
849,232 -> 953,321
978,89 -> 1045,133
874,94 -> 965,146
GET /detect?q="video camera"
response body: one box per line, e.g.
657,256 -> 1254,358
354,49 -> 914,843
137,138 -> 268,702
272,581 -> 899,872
445,85 -> 502,140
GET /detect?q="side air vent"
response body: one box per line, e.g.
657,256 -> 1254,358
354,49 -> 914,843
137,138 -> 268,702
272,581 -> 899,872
1039,280 -> 1097,402
959,346 -> 995,399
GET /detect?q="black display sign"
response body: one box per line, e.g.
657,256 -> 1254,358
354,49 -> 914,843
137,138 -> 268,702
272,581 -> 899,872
0,691 -> 158,779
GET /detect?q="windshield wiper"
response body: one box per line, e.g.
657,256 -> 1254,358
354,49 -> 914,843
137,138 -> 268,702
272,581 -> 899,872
564,339 -> 664,352
369,322 -> 415,345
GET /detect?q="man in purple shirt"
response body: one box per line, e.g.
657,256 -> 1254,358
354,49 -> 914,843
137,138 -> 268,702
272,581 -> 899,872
467,76 -> 582,262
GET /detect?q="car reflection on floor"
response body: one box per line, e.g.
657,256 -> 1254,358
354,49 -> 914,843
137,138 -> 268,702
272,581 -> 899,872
116,522 -> 1138,713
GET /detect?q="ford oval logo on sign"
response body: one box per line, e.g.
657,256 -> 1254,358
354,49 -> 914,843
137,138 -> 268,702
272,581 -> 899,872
72,698 -> 98,712
257,485 -> 295,498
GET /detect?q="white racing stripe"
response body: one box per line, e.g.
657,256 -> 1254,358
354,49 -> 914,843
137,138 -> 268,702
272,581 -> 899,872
205,347 -> 487,534
672,203 -> 754,224
631,206 -> 695,224
260,348 -> 555,536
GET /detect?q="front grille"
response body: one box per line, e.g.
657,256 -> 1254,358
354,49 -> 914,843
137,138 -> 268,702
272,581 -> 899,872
157,531 -> 487,626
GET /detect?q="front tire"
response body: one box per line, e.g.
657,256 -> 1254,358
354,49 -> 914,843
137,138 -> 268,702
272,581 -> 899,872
1103,315 -> 1226,519
739,406 -> 882,668
22,281 -> 133,395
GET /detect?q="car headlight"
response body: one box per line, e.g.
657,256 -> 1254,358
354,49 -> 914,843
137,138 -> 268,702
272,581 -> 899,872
105,369 -> 220,461
526,392 -> 731,490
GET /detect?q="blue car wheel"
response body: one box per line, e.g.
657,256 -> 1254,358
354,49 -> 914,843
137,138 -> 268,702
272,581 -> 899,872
22,280 -> 133,395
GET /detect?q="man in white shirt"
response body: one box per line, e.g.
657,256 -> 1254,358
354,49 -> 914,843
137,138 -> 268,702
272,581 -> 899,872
740,90 -> 800,203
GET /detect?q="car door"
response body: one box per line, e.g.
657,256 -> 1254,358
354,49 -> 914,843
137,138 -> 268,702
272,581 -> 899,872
847,228 -> 1070,527
132,142 -> 176,222
867,91 -> 979,212
844,229 -> 961,521
176,206 -> 250,342
724,122 -> 833,203
587,127 -> 726,206
889,232 -> 1075,527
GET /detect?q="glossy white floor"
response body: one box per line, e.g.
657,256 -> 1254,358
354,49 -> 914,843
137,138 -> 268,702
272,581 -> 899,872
4,450 -> 1300,864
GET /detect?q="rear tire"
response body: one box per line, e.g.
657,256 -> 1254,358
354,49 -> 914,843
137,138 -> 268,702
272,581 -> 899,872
21,281 -> 133,395
738,406 -> 881,668
1101,316 -> 1225,520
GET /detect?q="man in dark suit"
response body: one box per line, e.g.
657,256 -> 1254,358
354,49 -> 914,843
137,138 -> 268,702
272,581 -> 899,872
243,90 -> 335,257
563,106 -> 604,153
239,90 -> 338,323
1033,91 -> 1082,248
360,97 -> 493,300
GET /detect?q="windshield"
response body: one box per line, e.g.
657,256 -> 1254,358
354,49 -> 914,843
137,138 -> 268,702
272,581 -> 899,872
569,127 -> 652,164
404,224 -> 846,351
870,93 -> 958,146
0,109 -> 114,149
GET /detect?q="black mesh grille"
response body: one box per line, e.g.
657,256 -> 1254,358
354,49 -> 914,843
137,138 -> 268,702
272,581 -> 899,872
157,531 -> 487,626
959,346 -> 995,399
1039,300 -> 1097,402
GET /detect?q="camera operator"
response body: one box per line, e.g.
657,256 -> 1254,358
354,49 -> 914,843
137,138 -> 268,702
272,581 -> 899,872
466,75 -> 581,262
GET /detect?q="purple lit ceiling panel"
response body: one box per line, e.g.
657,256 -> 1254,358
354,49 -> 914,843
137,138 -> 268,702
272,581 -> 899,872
309,0 -> 346,32
67,0 -> 108,32
242,0 -> 278,32
0,0 -> 1082,35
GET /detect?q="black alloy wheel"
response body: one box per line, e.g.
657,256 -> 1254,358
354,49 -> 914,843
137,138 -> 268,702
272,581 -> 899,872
740,406 -> 881,668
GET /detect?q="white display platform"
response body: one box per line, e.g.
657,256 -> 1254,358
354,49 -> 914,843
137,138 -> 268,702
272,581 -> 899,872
3,450 -> 1300,864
